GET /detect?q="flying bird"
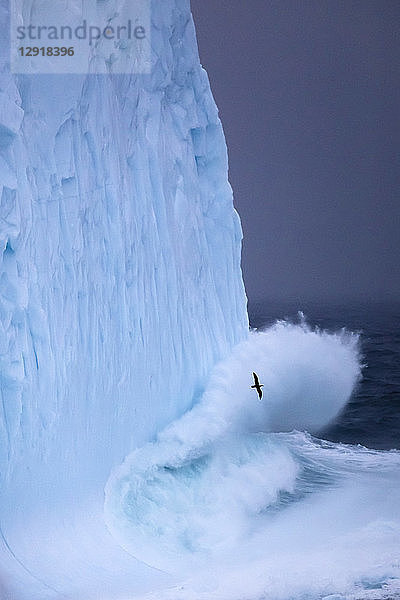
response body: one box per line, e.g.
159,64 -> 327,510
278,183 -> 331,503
251,371 -> 264,400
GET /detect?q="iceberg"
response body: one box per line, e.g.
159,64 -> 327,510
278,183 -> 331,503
0,0 -> 248,596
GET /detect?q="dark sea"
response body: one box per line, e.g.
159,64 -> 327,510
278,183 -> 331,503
248,300 -> 400,451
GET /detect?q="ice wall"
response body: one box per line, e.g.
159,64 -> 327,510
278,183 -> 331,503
0,0 -> 248,596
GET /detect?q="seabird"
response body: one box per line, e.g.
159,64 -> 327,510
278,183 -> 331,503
251,371 -> 264,400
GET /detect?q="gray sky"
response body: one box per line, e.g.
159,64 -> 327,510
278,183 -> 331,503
190,0 -> 400,304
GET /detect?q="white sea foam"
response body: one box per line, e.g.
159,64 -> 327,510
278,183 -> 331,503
109,433 -> 400,600
158,318 -> 362,446
102,319 -> 400,600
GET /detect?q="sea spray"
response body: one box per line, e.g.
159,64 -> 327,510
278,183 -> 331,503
104,320 -> 362,572
109,433 -> 400,600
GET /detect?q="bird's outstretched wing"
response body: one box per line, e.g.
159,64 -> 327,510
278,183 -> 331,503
251,372 -> 263,399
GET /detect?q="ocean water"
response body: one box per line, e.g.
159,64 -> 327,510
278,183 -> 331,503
105,301 -> 400,600
249,300 -> 400,451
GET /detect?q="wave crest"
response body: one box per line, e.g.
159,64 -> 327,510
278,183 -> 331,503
104,321 -> 362,573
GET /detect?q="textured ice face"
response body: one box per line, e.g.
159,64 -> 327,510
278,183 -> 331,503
0,0 -> 248,597
0,0 -> 248,490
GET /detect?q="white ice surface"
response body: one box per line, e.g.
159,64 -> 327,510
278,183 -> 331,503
0,1 -> 248,597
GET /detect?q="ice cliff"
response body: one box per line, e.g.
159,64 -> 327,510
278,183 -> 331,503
0,0 -> 248,597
